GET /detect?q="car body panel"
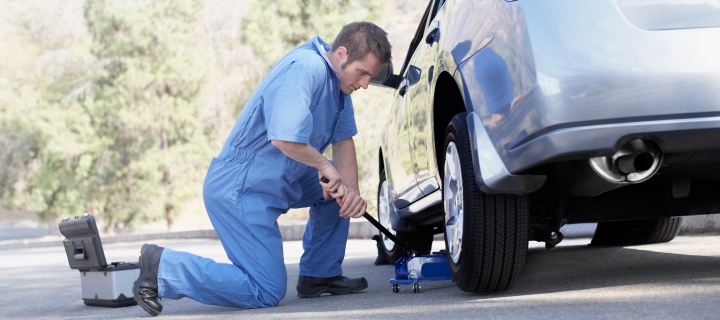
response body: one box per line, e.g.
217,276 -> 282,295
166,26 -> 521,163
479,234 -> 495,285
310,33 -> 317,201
406,17 -> 445,197
615,0 -> 720,30
444,0 -> 497,66
381,81 -> 425,210
380,0 -> 720,225
406,0 -> 499,198
484,0 -> 720,174
467,111 -> 546,194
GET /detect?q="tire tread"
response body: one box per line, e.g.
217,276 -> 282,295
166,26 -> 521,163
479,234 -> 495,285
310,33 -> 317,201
444,113 -> 528,293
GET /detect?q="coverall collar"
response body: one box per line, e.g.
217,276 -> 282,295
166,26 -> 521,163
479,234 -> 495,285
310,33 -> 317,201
311,36 -> 339,78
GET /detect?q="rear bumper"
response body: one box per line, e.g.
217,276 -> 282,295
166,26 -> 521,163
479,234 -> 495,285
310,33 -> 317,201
505,116 -> 720,174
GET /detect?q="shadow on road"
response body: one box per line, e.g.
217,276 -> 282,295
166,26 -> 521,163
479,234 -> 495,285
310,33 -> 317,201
507,242 -> 720,298
261,241 -> 720,318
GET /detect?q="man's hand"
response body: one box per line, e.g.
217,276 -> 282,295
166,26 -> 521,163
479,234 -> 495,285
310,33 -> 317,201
320,175 -> 365,217
337,188 -> 367,218
318,165 -> 346,200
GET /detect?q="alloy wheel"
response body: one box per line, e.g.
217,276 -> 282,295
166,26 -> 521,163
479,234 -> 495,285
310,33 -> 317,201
444,141 -> 464,264
378,179 -> 396,251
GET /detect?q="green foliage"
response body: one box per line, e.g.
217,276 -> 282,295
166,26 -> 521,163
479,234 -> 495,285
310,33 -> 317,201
1,0 -> 418,229
0,0 -> 98,223
1,0 -> 216,231
242,0 -> 386,71
81,0 -> 214,230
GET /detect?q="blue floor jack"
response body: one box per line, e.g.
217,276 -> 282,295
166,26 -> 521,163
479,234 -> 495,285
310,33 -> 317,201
320,177 -> 453,293
363,212 -> 453,293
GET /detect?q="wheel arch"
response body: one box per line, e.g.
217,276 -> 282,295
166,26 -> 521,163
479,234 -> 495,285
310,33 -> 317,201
378,147 -> 385,176
433,68 -> 546,195
433,71 -> 466,181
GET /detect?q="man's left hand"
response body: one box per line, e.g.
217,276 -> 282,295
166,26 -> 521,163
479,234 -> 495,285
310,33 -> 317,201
337,188 -> 366,218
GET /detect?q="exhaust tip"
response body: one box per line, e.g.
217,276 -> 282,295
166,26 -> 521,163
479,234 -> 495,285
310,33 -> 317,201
616,152 -> 654,174
590,139 -> 663,183
553,139 -> 663,197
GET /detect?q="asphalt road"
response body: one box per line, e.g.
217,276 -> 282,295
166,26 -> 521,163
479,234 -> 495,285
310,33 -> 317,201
2,236 -> 719,319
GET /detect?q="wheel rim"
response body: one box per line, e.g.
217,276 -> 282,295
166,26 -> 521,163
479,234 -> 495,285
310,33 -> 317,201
378,179 -> 397,251
444,142 -> 464,264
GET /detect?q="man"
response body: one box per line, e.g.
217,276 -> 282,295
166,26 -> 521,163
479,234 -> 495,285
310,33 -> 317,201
132,22 -> 392,316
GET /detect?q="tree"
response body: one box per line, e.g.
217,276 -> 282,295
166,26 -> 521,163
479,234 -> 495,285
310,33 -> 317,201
242,0 -> 386,74
82,0 -> 214,231
0,0 -> 98,226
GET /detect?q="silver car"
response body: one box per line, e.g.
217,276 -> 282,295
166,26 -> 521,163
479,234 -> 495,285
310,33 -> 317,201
370,0 -> 720,293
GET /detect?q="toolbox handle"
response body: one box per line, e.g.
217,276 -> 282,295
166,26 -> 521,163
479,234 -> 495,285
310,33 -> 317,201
73,242 -> 87,261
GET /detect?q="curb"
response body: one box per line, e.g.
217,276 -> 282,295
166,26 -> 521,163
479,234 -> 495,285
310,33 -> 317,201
0,220 -> 377,251
2,215 -> 717,251
679,214 -> 720,235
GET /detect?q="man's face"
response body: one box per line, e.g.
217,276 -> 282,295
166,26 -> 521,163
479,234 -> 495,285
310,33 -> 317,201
328,47 -> 384,94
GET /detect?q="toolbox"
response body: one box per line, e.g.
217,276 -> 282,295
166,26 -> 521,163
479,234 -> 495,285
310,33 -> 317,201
59,214 -> 139,307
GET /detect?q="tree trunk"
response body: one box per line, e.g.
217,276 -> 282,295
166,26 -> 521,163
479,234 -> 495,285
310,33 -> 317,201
161,129 -> 174,230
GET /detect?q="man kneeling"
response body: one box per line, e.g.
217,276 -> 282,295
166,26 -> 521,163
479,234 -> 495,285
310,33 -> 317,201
132,21 -> 392,316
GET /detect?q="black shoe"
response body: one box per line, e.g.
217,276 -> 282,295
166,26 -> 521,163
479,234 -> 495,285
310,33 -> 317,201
296,275 -> 368,298
133,244 -> 164,316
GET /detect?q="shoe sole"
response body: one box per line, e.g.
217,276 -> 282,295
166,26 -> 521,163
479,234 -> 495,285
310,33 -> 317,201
133,244 -> 160,317
297,280 -> 369,298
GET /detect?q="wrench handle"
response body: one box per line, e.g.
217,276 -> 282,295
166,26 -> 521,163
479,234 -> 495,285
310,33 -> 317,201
321,176 -> 416,255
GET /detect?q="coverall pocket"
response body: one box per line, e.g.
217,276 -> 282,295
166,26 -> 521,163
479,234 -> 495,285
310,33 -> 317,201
203,157 -> 248,209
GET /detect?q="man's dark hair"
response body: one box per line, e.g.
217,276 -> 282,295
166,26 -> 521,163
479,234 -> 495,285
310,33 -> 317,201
332,21 -> 392,68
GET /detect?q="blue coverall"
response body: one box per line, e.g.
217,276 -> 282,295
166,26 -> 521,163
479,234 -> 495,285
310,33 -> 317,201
156,36 -> 357,308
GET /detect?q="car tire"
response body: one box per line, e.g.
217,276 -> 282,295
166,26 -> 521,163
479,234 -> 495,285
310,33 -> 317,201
376,170 -> 433,264
590,217 -> 683,246
442,113 -> 529,293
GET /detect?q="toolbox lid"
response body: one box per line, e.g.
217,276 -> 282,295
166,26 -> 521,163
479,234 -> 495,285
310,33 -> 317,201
59,215 -> 107,271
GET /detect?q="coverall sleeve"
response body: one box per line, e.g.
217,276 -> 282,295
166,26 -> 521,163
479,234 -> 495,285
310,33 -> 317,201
331,95 -> 358,143
263,62 -> 322,144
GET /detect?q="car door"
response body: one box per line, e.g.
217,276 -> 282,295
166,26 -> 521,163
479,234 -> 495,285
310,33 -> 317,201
384,1 -> 435,208
406,0 -> 448,196
383,81 -> 421,208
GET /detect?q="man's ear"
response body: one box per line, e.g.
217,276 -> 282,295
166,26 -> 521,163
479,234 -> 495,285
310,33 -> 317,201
336,46 -> 348,60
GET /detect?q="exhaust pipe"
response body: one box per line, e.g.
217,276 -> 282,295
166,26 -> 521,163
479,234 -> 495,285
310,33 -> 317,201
554,139 -> 663,196
616,152 -> 654,174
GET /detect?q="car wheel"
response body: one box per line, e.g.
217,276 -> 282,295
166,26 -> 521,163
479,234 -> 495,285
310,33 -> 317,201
442,113 -> 528,293
591,217 -> 683,246
376,170 -> 433,264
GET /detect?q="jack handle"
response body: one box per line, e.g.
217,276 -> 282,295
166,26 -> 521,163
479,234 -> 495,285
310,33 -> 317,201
321,176 -> 416,256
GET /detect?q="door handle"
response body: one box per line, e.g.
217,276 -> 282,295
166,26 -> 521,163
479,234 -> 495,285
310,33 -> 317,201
398,79 -> 410,97
425,28 -> 440,45
425,21 -> 441,45
399,84 -> 408,97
